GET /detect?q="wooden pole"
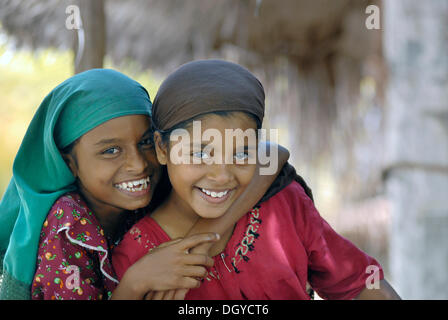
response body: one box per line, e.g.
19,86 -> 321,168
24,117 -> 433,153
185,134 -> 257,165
74,0 -> 106,74
384,0 -> 448,299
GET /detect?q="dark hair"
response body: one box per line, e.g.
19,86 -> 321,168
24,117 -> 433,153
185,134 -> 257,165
60,138 -> 79,156
156,110 -> 261,146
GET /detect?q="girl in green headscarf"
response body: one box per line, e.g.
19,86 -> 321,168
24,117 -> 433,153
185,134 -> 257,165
0,68 -> 289,300
0,69 -> 221,300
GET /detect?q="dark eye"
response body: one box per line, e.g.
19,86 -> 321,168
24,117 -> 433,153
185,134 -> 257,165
139,137 -> 153,148
102,147 -> 120,155
234,152 -> 249,161
192,151 -> 211,160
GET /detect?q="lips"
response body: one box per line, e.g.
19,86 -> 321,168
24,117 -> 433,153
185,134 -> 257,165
196,187 -> 235,204
200,188 -> 230,198
114,176 -> 150,193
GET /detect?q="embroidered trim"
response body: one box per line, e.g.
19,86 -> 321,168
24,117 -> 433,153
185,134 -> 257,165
57,226 -> 119,284
230,207 -> 262,273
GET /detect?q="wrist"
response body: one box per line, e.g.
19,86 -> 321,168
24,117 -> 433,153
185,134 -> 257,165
114,266 -> 147,299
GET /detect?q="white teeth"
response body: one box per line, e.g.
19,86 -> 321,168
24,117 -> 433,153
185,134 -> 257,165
201,188 -> 229,198
115,177 -> 150,192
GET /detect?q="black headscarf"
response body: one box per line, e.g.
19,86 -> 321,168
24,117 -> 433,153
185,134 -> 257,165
152,59 -> 264,130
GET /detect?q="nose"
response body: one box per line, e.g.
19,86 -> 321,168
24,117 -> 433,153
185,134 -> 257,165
207,164 -> 233,186
124,146 -> 148,174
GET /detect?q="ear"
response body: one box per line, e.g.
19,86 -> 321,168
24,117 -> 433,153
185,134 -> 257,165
154,131 -> 168,165
62,152 -> 79,178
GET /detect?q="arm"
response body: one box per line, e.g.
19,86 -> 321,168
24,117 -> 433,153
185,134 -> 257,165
32,215 -> 109,300
32,240 -> 105,300
187,141 -> 289,256
296,182 -> 395,300
354,279 -> 401,300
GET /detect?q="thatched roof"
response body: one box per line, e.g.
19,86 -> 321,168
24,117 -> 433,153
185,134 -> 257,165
0,0 -> 378,70
0,0 -> 386,201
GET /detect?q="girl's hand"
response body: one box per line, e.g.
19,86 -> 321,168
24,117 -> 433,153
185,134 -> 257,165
143,289 -> 184,300
143,288 -> 190,300
354,279 -> 401,300
111,232 -> 219,300
142,237 -> 221,300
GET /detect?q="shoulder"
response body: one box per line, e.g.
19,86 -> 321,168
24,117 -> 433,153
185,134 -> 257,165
118,215 -> 168,253
112,215 -> 166,280
258,181 -> 323,242
260,181 -> 315,219
45,192 -> 96,230
40,191 -> 106,251
269,180 -> 313,204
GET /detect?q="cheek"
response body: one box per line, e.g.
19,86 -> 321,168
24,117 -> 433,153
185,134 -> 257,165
167,164 -> 202,190
234,165 -> 257,187
143,149 -> 161,175
77,157 -> 119,187
143,148 -> 158,165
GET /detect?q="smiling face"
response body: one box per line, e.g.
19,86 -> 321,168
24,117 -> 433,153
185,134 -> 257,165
64,115 -> 161,217
154,112 -> 258,220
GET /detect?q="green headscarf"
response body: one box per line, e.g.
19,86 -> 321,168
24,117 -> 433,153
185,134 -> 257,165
0,69 -> 152,299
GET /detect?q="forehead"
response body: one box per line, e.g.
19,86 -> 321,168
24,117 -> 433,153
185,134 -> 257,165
187,112 -> 257,132
79,114 -> 151,143
176,113 -> 258,150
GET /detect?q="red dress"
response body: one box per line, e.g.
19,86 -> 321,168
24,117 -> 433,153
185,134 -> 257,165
112,181 -> 384,300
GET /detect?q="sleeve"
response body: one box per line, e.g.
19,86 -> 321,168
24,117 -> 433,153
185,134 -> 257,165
31,203 -> 107,300
258,162 -> 314,205
295,183 -> 384,300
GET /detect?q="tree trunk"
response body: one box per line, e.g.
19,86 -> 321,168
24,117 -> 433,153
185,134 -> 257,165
384,0 -> 448,299
74,0 -> 106,73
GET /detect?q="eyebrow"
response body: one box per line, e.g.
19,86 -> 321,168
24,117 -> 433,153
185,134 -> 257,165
140,128 -> 153,139
189,143 -> 255,150
190,143 -> 212,149
94,128 -> 153,146
95,138 -> 122,146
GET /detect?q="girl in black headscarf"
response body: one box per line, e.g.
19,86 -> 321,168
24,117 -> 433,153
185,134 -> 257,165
113,60 -> 399,300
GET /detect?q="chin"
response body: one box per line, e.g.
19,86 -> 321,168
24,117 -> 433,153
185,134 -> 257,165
124,198 -> 151,211
196,209 -> 227,219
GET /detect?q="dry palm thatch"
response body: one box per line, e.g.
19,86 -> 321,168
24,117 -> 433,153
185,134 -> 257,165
1,0 -> 386,201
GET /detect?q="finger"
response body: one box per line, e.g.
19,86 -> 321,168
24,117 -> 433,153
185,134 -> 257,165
183,253 -> 215,268
181,265 -> 209,278
163,290 -> 175,300
177,233 -> 220,252
152,291 -> 166,300
174,288 -> 189,300
179,277 -> 201,289
144,291 -> 155,300
156,238 -> 183,249
189,242 -> 213,255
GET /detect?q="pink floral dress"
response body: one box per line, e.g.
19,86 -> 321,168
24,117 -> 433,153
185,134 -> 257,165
31,192 -> 119,300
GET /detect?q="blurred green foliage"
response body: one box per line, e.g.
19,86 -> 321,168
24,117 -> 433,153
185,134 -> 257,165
0,45 -> 161,198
